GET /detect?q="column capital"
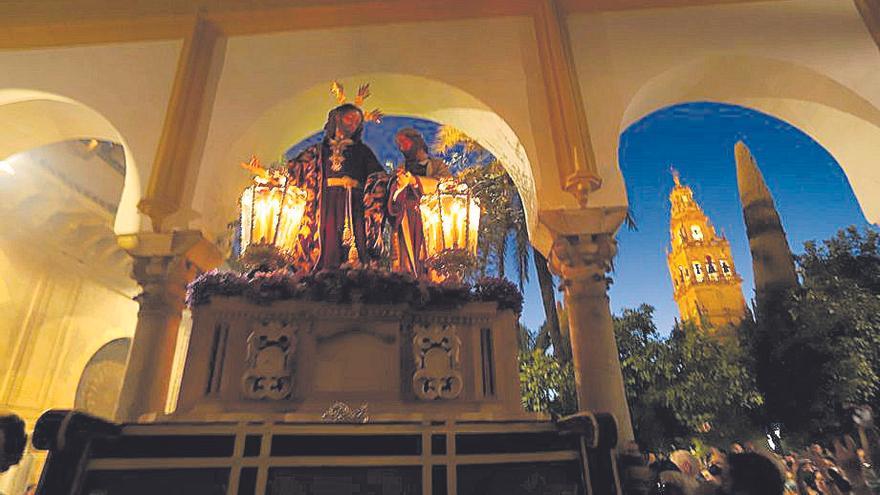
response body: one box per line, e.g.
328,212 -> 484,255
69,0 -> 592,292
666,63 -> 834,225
548,233 -> 616,294
118,230 -> 222,310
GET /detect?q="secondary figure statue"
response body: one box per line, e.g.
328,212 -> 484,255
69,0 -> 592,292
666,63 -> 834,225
387,128 -> 451,275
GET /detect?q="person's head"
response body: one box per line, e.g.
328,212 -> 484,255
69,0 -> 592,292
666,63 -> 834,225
796,461 -> 827,494
324,103 -> 365,141
0,414 -> 27,473
722,452 -> 785,495
821,455 -> 838,470
809,443 -> 824,456
669,450 -> 701,478
729,442 -> 745,454
395,128 -> 428,160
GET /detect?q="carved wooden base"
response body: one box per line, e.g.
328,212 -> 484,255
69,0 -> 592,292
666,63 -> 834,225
172,297 -> 527,422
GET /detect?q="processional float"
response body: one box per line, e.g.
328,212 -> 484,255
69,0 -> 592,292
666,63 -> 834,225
27,82 -> 623,495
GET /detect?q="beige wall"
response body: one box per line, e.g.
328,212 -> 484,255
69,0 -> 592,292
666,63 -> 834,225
0,235 -> 138,426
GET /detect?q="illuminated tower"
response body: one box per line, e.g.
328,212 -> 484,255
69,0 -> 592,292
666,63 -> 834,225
735,141 -> 798,308
667,171 -> 747,329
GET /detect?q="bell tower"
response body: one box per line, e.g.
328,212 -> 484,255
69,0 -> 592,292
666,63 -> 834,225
667,171 -> 746,330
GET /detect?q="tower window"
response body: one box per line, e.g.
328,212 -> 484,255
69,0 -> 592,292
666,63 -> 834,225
691,225 -> 703,241
706,256 -> 719,280
720,259 -> 732,276
692,262 -> 704,282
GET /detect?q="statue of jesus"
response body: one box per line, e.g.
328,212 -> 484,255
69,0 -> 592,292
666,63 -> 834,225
288,103 -> 384,270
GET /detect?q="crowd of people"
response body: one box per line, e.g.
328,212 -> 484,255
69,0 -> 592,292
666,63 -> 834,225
643,441 -> 874,494
621,410 -> 880,495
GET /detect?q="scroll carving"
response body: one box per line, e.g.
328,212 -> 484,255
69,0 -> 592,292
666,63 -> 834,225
412,324 -> 463,400
242,321 -> 296,400
321,401 -> 369,423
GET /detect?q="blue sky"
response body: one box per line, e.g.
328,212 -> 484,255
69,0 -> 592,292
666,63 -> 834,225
283,104 -> 871,336
612,102 -> 871,335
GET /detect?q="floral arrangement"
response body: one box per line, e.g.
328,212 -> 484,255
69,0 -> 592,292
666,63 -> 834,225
471,276 -> 524,314
186,267 -> 523,314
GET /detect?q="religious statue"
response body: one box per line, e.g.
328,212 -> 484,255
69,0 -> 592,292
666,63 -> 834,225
287,83 -> 385,270
395,128 -> 450,181
386,128 -> 451,275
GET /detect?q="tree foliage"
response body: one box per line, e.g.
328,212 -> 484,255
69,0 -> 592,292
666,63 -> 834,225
518,325 -> 577,416
615,305 -> 762,450
744,225 -> 880,441
520,225 -> 880,450
519,303 -> 761,451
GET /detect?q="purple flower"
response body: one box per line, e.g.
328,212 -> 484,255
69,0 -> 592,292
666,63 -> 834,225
186,268 -> 522,314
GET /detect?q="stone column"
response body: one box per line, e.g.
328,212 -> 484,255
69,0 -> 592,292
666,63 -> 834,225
114,231 -> 221,422
549,233 -> 634,442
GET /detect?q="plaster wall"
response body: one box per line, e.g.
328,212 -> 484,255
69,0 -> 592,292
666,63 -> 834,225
0,235 -> 137,426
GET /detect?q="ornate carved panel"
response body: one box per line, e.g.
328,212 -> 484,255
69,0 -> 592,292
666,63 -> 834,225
242,321 -> 296,400
411,323 -> 463,400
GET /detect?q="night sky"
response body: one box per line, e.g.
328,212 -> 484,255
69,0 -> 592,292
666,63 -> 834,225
283,104 -> 871,336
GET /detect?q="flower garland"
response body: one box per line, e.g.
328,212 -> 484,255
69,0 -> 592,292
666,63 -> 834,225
186,267 -> 523,315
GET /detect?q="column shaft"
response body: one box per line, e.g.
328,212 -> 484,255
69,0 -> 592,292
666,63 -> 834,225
115,231 -> 221,422
117,286 -> 183,421
550,234 -> 634,442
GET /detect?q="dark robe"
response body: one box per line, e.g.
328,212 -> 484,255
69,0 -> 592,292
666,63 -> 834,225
288,137 -> 383,271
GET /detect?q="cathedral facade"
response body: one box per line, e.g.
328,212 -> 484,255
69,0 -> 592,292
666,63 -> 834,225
667,173 -> 747,330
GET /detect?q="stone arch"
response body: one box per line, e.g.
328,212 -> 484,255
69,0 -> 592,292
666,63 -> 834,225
74,337 -> 132,419
619,55 -> 880,224
0,89 -> 141,233
194,73 -> 541,249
